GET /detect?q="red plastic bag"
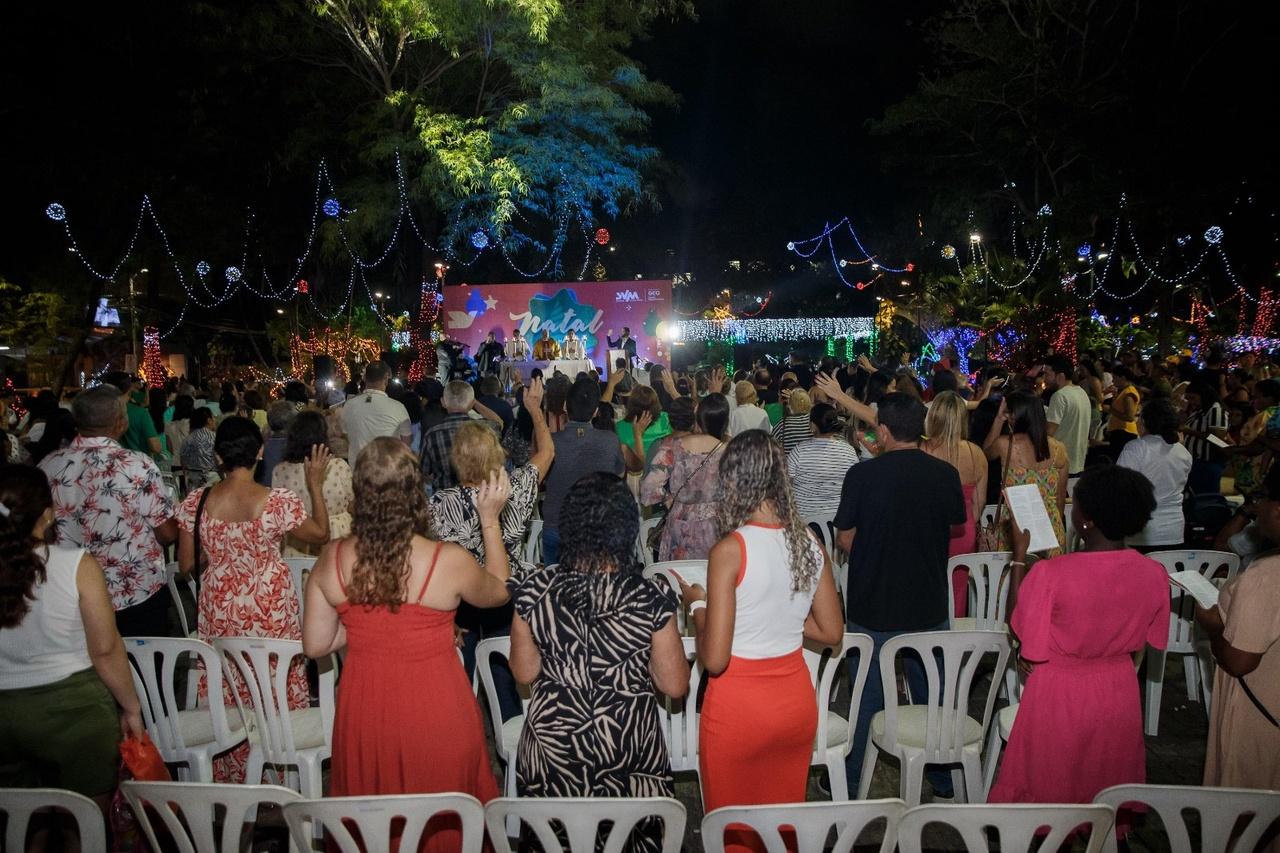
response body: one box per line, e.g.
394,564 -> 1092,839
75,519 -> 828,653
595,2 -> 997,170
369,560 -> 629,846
119,734 -> 171,782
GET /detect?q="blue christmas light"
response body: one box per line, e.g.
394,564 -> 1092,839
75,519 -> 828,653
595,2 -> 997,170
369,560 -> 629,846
1076,243 -> 1092,259
1037,204 -> 1052,217
470,230 -> 489,249
195,260 -> 210,277
322,198 -> 341,217
786,241 -> 796,251
45,203 -> 66,221
225,266 -> 242,282
1204,226 -> 1224,245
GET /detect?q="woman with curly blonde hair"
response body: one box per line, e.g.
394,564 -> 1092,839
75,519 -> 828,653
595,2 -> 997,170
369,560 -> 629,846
303,437 -> 512,842
680,430 -> 843,851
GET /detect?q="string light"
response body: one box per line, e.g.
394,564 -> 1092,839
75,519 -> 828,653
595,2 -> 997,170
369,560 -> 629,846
195,260 -> 210,277
941,245 -> 956,260
1204,226 -> 1224,245
470,230 -> 489,249
670,317 -> 875,343
45,203 -> 66,221
1076,243 -> 1092,259
323,198 -> 341,217
594,228 -> 611,246
225,266 -> 242,282
1037,204 -> 1052,217
141,327 -> 166,388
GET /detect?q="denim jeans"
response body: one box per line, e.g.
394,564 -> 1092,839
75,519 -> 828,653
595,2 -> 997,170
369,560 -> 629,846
457,600 -> 523,722
541,526 -> 561,566
846,619 -> 953,797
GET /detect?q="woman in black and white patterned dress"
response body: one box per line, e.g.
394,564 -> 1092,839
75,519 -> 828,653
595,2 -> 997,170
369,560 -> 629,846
510,473 -> 690,853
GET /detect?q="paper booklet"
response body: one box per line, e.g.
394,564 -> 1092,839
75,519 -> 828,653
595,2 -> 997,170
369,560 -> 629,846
1206,433 -> 1230,449
1003,484 -> 1062,554
1169,570 -> 1221,609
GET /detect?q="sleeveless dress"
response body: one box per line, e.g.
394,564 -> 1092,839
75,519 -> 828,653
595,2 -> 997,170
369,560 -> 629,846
949,481 -> 979,618
700,523 -> 821,853
330,542 -> 498,853
994,443 -> 1067,558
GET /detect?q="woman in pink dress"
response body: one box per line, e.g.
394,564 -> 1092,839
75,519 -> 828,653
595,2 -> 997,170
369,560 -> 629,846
177,416 -> 332,782
989,464 -> 1170,805
922,391 -> 987,618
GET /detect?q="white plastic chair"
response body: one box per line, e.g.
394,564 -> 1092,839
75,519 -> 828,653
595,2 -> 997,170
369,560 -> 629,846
978,504 -> 999,530
123,780 -> 301,853
946,552 -> 1012,631
213,637 -> 333,796
1144,549 -> 1241,735
282,558 -> 315,618
857,630 -> 1010,805
804,632 -> 873,801
660,637 -> 705,789
525,519 -> 544,565
486,797 -> 685,853
475,637 -> 531,809
284,793 -> 485,853
642,560 -> 707,634
0,788 -> 105,853
702,799 -> 906,853
1094,783 -> 1280,853
802,516 -> 847,600
165,562 -> 199,638
125,637 -> 251,782
897,803 -> 1115,853
638,516 -> 663,566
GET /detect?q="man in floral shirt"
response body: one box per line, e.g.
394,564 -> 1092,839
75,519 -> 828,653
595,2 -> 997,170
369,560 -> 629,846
38,385 -> 178,636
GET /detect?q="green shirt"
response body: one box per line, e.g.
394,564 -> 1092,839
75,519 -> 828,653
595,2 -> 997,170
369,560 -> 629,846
122,403 -> 159,453
616,411 -> 672,457
764,402 -> 784,426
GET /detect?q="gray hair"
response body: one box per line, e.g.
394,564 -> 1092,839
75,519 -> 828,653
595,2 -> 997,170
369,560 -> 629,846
443,380 -> 474,412
267,400 -> 299,432
72,386 -> 124,433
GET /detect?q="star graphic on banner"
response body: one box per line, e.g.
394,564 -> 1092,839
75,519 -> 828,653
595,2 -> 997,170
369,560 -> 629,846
484,294 -> 498,310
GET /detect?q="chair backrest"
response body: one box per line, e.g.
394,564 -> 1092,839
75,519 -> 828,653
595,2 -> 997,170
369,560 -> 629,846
1146,550 -> 1242,654
637,517 -> 663,566
474,637 -> 531,763
642,561 -> 707,633
702,799 -> 906,853
802,515 -> 838,558
123,781 -> 302,853
283,558 -> 315,617
897,804 -> 1115,853
214,637 -> 316,765
165,562 -> 199,638
804,633 -> 873,760
656,637 -> 705,774
946,552 -> 1013,629
1,788 -> 106,853
979,504 -> 999,530
485,797 -> 686,853
1094,784 -> 1280,853
525,518 -> 544,565
285,794 -> 484,853
126,637 -> 239,762
878,631 -> 1010,762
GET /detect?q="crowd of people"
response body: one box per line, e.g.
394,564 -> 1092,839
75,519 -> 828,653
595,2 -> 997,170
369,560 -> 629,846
1,342 -> 1278,850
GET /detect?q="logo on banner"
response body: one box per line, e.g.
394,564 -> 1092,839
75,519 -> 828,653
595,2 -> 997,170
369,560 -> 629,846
616,290 -> 642,303
647,288 -> 662,301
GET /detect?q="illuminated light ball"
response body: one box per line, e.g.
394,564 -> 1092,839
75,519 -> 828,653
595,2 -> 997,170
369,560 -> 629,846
855,282 -> 867,290
435,292 -> 445,303
1204,225 -> 1224,245
906,262 -> 915,272
839,259 -> 848,268
1038,204 -> 1052,216
322,198 -> 341,217
296,279 -> 309,294
594,228 -> 611,246
786,241 -> 796,251
225,266 -> 242,282
941,245 -> 956,260
1076,243 -> 1092,259
470,230 -> 489,249
45,203 -> 67,221
195,260 -> 211,277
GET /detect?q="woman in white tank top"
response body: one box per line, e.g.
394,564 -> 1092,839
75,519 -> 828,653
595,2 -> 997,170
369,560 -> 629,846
680,431 -> 844,848
0,464 -> 144,819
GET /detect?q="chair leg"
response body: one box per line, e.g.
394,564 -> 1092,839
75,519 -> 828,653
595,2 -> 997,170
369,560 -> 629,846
504,761 -> 520,840
950,768 -> 967,803
981,725 -> 1003,797
825,753 -> 849,801
1143,648 -> 1167,737
297,757 -> 323,798
244,746 -> 265,786
1181,652 -> 1201,704
961,752 -> 985,804
900,753 -> 925,806
857,744 -> 878,799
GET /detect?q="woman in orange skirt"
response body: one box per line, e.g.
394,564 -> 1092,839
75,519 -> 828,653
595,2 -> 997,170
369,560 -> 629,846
680,430 -> 845,853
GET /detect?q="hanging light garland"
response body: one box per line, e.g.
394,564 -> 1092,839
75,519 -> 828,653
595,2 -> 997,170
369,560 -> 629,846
141,327 -> 167,388
670,317 -> 875,344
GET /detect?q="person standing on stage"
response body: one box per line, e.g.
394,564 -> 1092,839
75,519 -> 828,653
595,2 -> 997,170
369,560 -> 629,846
608,327 -> 638,365
534,329 -> 561,361
562,329 -> 585,360
476,331 -> 504,377
505,328 -> 531,361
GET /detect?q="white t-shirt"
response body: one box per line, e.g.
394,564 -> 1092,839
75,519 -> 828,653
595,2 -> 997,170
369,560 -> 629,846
1117,434 -> 1192,547
1047,383 -> 1092,475
729,523 -> 822,659
729,404 -> 771,437
342,389 -> 411,464
0,546 -> 92,689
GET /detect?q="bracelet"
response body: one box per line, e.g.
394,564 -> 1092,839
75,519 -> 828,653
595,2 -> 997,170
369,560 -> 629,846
1009,560 -> 1027,567
688,600 -> 707,614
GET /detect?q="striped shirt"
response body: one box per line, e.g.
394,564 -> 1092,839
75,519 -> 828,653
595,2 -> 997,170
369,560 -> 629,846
786,436 -> 860,519
773,413 -> 813,454
1183,402 -> 1227,462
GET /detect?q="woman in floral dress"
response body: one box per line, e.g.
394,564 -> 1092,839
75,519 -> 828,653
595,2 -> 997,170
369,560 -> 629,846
272,411 -> 354,558
641,394 -> 730,561
177,416 -> 331,782
983,392 -> 1069,557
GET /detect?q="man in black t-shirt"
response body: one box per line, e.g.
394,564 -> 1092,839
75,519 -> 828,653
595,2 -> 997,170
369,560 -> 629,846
834,392 -> 966,798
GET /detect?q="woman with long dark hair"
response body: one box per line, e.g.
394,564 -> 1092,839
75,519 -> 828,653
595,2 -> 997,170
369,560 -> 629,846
0,465 -> 144,817
983,390 -> 1069,556
274,410 -> 354,557
509,473 -> 690,852
303,438 -> 511,841
681,431 -> 843,850
640,393 -> 729,560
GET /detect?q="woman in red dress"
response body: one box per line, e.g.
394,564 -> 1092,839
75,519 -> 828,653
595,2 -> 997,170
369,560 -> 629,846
303,437 -> 513,852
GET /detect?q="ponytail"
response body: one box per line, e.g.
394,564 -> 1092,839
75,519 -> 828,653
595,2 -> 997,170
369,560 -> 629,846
0,465 -> 53,629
